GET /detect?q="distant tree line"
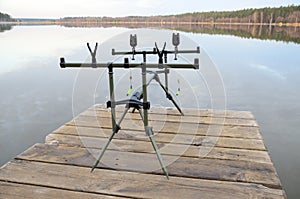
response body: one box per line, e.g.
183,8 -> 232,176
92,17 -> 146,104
0,12 -> 15,22
58,5 -> 300,24
174,5 -> 300,24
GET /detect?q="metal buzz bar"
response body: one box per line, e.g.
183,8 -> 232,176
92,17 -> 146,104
59,33 -> 200,179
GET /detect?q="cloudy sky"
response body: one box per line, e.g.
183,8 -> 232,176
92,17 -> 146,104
1,0 -> 298,18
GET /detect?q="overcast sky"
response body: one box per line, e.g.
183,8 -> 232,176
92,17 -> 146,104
1,0 -> 298,19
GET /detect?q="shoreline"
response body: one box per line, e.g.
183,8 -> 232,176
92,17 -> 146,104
1,21 -> 300,27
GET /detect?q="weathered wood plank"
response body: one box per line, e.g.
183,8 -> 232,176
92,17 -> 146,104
57,123 -> 262,139
78,110 -> 258,127
17,144 -> 280,189
0,181 -> 122,199
54,125 -> 265,151
93,104 -> 255,119
67,116 -> 261,139
46,133 -> 270,163
83,108 -> 257,126
0,160 -> 284,199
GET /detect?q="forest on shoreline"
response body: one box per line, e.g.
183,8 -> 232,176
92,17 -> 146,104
58,5 -> 300,26
0,12 -> 15,22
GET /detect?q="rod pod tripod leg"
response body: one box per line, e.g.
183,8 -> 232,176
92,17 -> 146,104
141,64 -> 169,179
91,107 -> 129,172
153,73 -> 184,116
138,109 -> 169,179
91,64 -> 129,172
132,71 -> 184,116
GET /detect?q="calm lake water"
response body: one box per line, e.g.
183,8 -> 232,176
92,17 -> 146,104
0,25 -> 300,198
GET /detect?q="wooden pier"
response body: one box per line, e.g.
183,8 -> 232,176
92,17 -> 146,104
0,104 -> 285,198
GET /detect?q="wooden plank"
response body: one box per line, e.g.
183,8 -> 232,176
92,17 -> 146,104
46,133 -> 271,163
54,125 -> 265,151
0,160 -> 285,199
56,123 -> 262,139
0,181 -> 122,199
78,110 -> 258,127
17,144 -> 281,189
83,108 -> 257,125
93,104 -> 255,119
67,116 -> 261,139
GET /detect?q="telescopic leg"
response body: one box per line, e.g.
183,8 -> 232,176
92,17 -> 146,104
91,107 -> 129,172
138,109 -> 169,179
148,128 -> 169,179
141,64 -> 169,179
154,75 -> 184,116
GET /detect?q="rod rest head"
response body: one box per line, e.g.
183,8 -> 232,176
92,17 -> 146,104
194,58 -> 199,69
60,57 -> 66,68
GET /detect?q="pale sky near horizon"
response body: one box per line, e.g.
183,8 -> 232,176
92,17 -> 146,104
1,0 -> 299,19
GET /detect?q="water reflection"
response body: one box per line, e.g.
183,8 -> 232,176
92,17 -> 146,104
51,23 -> 300,44
177,24 -> 300,44
0,24 -> 13,32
